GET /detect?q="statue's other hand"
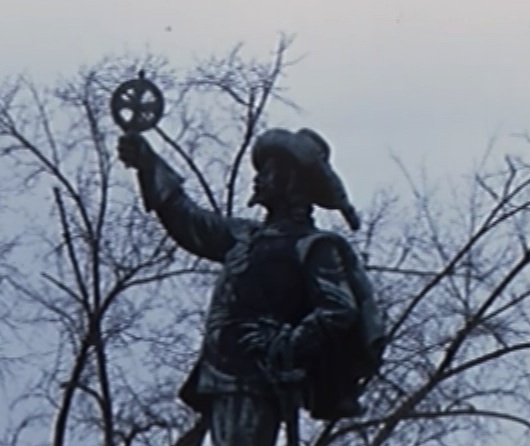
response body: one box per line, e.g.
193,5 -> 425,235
239,319 -> 294,368
239,322 -> 271,355
117,133 -> 156,169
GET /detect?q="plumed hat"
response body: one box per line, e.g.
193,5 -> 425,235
251,127 -> 360,230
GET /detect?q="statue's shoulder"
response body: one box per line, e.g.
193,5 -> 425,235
227,218 -> 262,240
296,229 -> 357,266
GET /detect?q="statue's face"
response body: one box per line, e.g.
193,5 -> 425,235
248,158 -> 289,208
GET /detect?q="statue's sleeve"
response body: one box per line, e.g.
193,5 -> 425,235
136,155 -> 246,262
291,238 -> 359,364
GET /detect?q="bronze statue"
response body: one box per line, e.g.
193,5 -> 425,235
117,127 -> 385,446
112,71 -> 384,446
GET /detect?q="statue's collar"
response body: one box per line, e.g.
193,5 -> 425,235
257,219 -> 314,237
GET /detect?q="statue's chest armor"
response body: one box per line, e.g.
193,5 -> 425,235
231,235 -> 310,324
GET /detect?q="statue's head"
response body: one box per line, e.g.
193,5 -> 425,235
249,128 -> 360,230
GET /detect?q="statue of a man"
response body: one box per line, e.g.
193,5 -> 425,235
117,128 -> 385,446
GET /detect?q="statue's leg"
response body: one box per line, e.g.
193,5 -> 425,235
209,394 -> 280,446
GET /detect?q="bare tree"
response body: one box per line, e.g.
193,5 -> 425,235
309,155 -> 530,446
0,36 -> 296,446
0,236 -> 20,382
3,34 -> 530,446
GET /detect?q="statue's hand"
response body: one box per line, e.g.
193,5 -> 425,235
239,318 -> 294,369
239,320 -> 277,354
117,133 -> 156,169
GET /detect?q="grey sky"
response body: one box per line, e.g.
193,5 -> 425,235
1,3 -> 530,444
2,0 -> 530,205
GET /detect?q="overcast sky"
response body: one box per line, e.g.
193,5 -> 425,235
2,0 -> 530,206
1,3 -> 529,442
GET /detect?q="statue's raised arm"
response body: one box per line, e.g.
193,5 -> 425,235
117,133 -> 249,262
